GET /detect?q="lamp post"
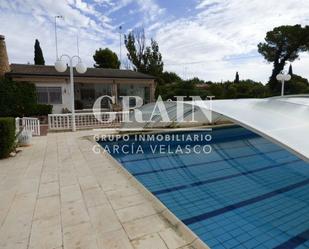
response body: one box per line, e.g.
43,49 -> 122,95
276,71 -> 291,96
55,55 -> 87,131
119,25 -> 122,68
54,16 -> 64,60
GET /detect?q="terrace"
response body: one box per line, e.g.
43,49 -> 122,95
0,130 -> 206,249
2,95 -> 309,249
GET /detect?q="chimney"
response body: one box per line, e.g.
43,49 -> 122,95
0,35 -> 10,77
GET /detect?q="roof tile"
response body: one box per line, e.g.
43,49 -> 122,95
7,64 -> 156,79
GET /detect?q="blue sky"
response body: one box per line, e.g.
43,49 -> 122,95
1,0 -> 309,82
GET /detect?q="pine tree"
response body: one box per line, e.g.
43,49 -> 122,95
234,72 -> 240,83
93,48 -> 120,68
258,25 -> 309,92
288,64 -> 293,76
34,39 -> 45,65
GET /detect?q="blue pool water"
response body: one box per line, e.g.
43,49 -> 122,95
99,126 -> 309,249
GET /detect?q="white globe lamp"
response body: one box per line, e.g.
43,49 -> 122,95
76,62 -> 87,74
276,74 -> 284,81
277,71 -> 292,96
55,59 -> 67,72
54,54 -> 87,132
285,74 -> 291,81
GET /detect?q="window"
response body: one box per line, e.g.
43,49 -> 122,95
117,84 -> 150,106
37,87 -> 62,104
76,83 -> 112,109
37,87 -> 48,104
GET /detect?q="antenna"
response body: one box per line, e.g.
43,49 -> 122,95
54,15 -> 64,60
76,31 -> 80,57
119,26 -> 122,69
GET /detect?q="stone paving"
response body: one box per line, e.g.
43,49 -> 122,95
0,131 -> 206,249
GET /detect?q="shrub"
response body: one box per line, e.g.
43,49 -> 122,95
0,117 -> 16,158
0,78 -> 37,117
31,104 -> 53,116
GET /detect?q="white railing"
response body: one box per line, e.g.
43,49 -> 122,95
48,112 -> 125,131
15,117 -> 20,135
16,117 -> 41,136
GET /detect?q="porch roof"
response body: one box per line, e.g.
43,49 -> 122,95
6,64 -> 156,80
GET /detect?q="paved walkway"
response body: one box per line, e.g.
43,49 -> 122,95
0,131 -> 203,249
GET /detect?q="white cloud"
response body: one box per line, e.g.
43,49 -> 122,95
106,0 -> 165,26
0,0 -> 119,67
156,0 -> 309,83
136,0 -> 165,22
1,0 -> 309,83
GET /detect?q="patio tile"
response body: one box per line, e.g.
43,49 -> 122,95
108,193 -> 147,210
105,185 -> 140,199
17,178 -> 40,195
24,168 -> 43,180
132,233 -> 168,249
99,178 -> 131,191
159,228 -> 188,249
32,195 -> 61,227
78,175 -> 99,191
41,172 -> 58,183
60,173 -> 78,187
82,187 -> 109,208
0,238 -> 29,249
0,189 -> 17,225
63,222 -> 98,249
116,202 -> 157,223
61,184 -> 83,203
0,132 -> 200,249
38,181 -> 59,198
97,228 -> 134,249
88,204 -> 122,233
61,200 -> 90,227
29,223 -> 62,249
0,193 -> 36,247
123,214 -> 168,240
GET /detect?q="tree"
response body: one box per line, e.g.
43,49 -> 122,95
34,39 -> 45,65
93,48 -> 120,69
234,72 -> 240,83
124,28 -> 163,77
258,25 -> 309,93
124,28 -> 147,72
226,85 -> 237,98
145,39 -> 164,76
188,77 -> 205,84
0,78 -> 37,117
158,80 -> 199,100
285,74 -> 309,95
288,64 -> 293,75
161,71 -> 182,84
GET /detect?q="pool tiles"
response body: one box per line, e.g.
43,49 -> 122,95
100,127 -> 309,249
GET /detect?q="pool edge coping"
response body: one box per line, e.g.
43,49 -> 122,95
92,138 -> 210,249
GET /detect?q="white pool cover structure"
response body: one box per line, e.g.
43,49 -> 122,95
191,95 -> 309,161
123,94 -> 309,161
113,94 -> 309,249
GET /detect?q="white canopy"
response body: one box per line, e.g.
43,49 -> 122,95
193,95 -> 309,161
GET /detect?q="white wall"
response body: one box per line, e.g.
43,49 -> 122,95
35,82 -> 71,114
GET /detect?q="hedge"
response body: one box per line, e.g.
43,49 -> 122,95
31,104 -> 53,116
0,78 -> 53,117
0,78 -> 37,117
0,117 -> 16,159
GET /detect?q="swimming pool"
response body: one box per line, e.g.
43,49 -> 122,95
99,126 -> 309,249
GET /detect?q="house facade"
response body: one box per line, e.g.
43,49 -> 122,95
6,64 -> 156,113
0,35 -> 156,114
